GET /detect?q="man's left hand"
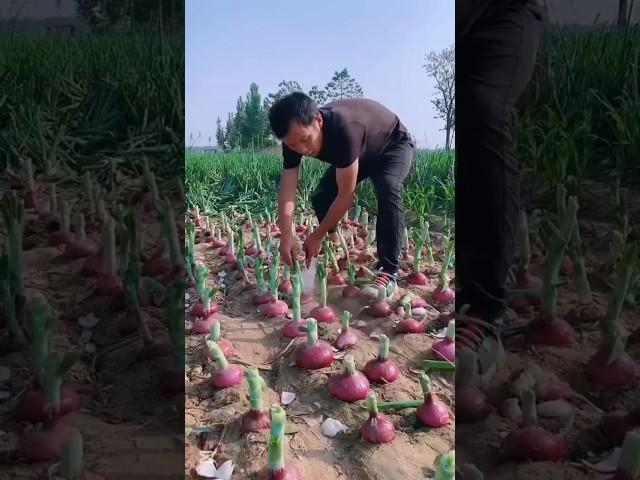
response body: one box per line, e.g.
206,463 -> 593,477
303,231 -> 323,267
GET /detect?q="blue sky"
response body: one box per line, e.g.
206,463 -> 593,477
186,0 -> 454,149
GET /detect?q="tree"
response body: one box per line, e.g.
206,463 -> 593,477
241,83 -> 268,149
423,45 -> 455,150
308,85 -> 328,106
215,117 -> 225,149
224,113 -> 235,150
264,80 -> 304,110
324,68 -> 364,101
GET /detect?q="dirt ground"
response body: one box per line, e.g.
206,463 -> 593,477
0,177 -> 183,480
184,224 -> 455,479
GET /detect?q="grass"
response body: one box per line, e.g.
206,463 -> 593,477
516,25 -> 640,186
185,150 -> 454,223
0,26 -> 184,181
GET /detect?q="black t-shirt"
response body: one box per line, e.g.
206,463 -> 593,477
282,98 -> 408,170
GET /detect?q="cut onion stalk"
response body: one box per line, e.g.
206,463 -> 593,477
282,272 -> 306,338
367,286 -> 392,317
500,389 -> 568,461
224,228 -> 238,268
260,407 -> 302,480
364,335 -> 400,384
160,281 -> 186,394
22,158 -> 42,210
527,195 -> 578,346
335,311 -> 358,350
329,354 -> 370,402
158,200 -> 186,286
95,218 -> 123,297
325,241 -> 345,285
361,391 -> 395,444
612,431 -> 640,480
64,213 -> 99,259
208,225 -> 227,249
510,210 -> 543,311
455,348 -> 491,422
432,238 -> 455,303
253,257 -> 273,305
294,318 -> 334,370
241,367 -> 270,433
207,340 -> 244,389
247,223 -> 263,257
261,255 -> 289,317
191,264 -> 219,318
396,302 -> 425,334
39,183 -> 59,231
49,200 -> 76,247
603,389 -> 640,446
417,374 -> 450,427
431,321 -> 455,362
406,224 -> 429,285
433,451 -> 456,480
309,262 -> 337,323
587,242 -> 639,386
279,264 -> 293,294
342,264 -> 361,299
357,228 -> 376,263
203,321 -> 234,358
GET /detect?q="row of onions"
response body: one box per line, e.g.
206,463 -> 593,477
2,158 -> 185,476
186,203 -> 456,477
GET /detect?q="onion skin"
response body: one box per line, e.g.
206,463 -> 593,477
432,338 -> 455,362
279,279 -> 293,294
361,394 -> 396,444
335,329 -> 358,350
209,238 -> 227,249
367,301 -> 392,318
342,285 -> 361,299
253,291 -> 273,306
282,319 -> 306,338
261,300 -> 289,318
212,364 -> 245,389
364,359 -> 400,384
18,423 -> 78,463
396,318 -> 425,334
241,410 -> 271,433
587,347 -> 640,387
406,272 -> 429,286
417,396 -> 450,427
294,343 -> 334,370
500,427 -> 568,461
432,286 -> 455,303
527,316 -> 575,347
15,388 -> 80,423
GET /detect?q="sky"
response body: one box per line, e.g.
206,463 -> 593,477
186,0 -> 454,149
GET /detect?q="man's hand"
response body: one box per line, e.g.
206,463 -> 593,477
303,230 -> 323,267
279,233 -> 299,267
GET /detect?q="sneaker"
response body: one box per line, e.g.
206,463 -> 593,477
360,268 -> 398,300
456,309 -> 506,385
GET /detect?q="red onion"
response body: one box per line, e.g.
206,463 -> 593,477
202,322 -> 234,358
328,355 -> 370,402
15,388 -> 80,423
334,311 -> 358,350
19,422 -> 78,463
294,319 -> 334,370
364,335 -> 400,384
367,286 -> 392,318
416,374 -> 450,427
396,303 -> 425,334
431,322 -> 455,362
207,341 -> 244,389
361,392 -> 395,444
241,368 -> 271,433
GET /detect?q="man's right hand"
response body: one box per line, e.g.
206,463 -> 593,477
279,233 -> 299,267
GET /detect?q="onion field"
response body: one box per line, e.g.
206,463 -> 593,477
184,150 -> 456,479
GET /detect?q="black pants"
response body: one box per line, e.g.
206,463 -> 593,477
456,0 -> 544,319
311,131 -> 414,275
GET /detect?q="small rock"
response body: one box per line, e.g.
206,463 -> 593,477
78,313 -> 100,328
281,392 -> 296,405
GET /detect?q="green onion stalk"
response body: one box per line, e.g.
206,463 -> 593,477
267,406 -> 296,477
195,264 -> 208,300
316,262 -> 328,308
1,192 -> 25,301
244,207 -> 253,226
142,158 -> 152,187
410,225 -> 427,273
160,198 -> 185,275
48,183 -> 58,214
434,237 -> 454,298
75,213 -> 89,244
337,227 -> 349,259
347,264 -> 357,286
83,171 -> 96,217
59,199 -> 71,232
29,297 -> 54,387
540,197 -> 578,319
255,257 -> 267,296
360,210 -> 369,228
237,249 -> 251,285
520,389 -> 538,428
401,227 -> 409,254
167,281 -> 186,367
617,431 -> 640,479
252,223 -> 263,252
423,221 -> 435,266
24,158 -> 36,193
60,430 -> 83,480
568,203 -> 592,305
185,221 -> 196,282
354,203 -> 361,224
246,366 -> 267,415
43,351 -> 81,427
434,450 -> 455,480
599,243 -> 638,362
268,253 -> 281,301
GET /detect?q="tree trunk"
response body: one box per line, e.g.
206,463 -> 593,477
445,126 -> 451,151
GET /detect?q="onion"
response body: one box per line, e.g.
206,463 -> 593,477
202,322 -> 234,358
259,407 -> 303,479
294,319 -> 334,370
19,422 -> 78,463
602,394 -> 640,446
367,286 -> 392,318
396,303 -> 425,334
15,388 -> 80,423
361,392 -> 395,444
334,311 -> 358,350
241,368 -> 271,433
364,335 -> 400,384
455,349 -> 491,422
416,374 -> 450,427
207,341 -> 244,389
328,354 -> 370,402
431,321 -> 455,362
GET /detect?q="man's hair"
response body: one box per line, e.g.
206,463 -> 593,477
268,91 -> 318,139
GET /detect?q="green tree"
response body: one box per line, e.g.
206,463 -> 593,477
224,113 -> 235,149
215,117 -> 225,149
324,68 -> 364,101
241,83 -> 268,149
424,45 -> 455,150
308,85 -> 328,105
264,80 -> 304,110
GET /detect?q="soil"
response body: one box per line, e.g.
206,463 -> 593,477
457,180 -> 640,479
0,176 -> 183,480
184,219 -> 455,479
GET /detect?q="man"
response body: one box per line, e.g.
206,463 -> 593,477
268,92 -> 415,297
456,0 -> 544,378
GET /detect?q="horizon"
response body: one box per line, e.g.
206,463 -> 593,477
186,0 -> 454,149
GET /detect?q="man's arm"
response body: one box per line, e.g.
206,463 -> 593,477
314,159 -> 359,238
278,166 -> 299,236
